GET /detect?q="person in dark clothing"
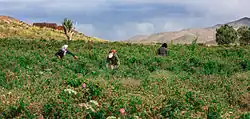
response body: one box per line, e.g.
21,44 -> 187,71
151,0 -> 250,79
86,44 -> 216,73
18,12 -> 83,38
158,43 -> 168,56
106,49 -> 120,70
55,45 -> 78,59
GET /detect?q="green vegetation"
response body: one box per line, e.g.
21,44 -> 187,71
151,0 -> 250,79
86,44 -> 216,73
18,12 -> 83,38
216,24 -> 238,45
0,38 -> 249,118
237,26 -> 250,46
216,25 -> 250,46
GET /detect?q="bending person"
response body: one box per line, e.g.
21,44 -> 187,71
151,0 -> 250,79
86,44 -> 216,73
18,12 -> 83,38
55,45 -> 78,59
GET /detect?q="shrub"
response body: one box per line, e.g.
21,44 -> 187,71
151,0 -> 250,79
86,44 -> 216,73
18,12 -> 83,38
160,99 -> 185,118
216,24 -> 237,45
88,83 -> 103,100
207,106 -> 221,119
239,29 -> 250,46
1,98 -> 35,118
185,91 -> 205,111
240,113 -> 250,119
67,78 -> 82,87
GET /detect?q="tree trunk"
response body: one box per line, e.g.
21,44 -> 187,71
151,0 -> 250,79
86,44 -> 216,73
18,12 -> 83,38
66,35 -> 70,41
68,35 -> 72,41
66,32 -> 73,41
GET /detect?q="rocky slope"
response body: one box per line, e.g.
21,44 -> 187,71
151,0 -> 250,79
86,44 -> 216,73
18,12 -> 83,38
126,17 -> 250,45
0,16 -> 107,42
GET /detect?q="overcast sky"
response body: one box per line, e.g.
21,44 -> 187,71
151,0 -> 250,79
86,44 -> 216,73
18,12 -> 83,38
1,0 -> 250,41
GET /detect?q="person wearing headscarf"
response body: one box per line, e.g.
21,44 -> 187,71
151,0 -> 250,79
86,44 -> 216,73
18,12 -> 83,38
106,49 -> 120,70
158,43 -> 168,56
55,45 -> 78,59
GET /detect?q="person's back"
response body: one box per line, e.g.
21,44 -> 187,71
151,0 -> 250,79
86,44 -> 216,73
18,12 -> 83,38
158,43 -> 168,56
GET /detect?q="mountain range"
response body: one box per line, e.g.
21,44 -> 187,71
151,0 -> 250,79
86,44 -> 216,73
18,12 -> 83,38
125,17 -> 250,45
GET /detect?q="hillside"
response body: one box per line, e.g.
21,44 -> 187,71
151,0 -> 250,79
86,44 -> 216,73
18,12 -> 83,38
0,16 -> 106,42
126,17 -> 250,45
0,38 -> 249,118
213,17 -> 250,29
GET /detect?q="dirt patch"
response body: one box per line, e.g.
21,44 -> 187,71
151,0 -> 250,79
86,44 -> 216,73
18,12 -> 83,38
121,78 -> 141,88
0,16 -> 22,24
28,101 -> 43,114
239,93 -> 250,111
149,70 -> 174,79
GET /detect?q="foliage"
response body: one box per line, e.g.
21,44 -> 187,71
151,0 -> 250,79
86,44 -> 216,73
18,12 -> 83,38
62,18 -> 75,41
207,106 -> 221,119
237,26 -> 249,38
240,113 -> 250,119
160,99 -> 185,118
237,26 -> 250,46
0,38 -> 249,118
67,78 -> 82,87
216,24 -> 238,45
0,98 -> 36,118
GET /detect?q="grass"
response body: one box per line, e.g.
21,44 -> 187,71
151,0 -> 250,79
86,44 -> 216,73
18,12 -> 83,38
0,38 -> 249,118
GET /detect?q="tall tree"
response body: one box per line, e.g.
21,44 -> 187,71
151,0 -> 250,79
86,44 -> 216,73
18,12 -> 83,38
62,18 -> 76,41
216,24 -> 237,45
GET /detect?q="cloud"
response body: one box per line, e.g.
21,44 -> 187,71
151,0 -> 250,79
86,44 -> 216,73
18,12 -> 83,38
77,24 -> 96,37
135,23 -> 155,34
109,22 -> 156,40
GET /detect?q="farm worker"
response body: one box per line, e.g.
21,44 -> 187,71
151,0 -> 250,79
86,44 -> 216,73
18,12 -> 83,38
158,43 -> 168,56
106,49 -> 120,70
55,45 -> 78,59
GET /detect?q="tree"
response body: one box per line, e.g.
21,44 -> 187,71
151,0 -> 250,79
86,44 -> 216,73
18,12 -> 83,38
216,24 -> 237,45
237,26 -> 249,37
62,18 -> 76,41
237,26 -> 250,45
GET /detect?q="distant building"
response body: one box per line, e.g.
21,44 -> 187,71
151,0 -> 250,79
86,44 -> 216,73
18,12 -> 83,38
33,22 -> 78,33
57,26 -> 64,31
33,22 -> 57,29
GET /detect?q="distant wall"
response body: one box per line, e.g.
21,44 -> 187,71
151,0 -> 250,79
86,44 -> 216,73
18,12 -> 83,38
33,22 -> 58,30
57,26 -> 64,31
33,23 -> 77,32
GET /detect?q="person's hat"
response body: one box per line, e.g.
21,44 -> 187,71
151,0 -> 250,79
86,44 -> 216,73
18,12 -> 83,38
62,45 -> 68,50
111,49 -> 117,53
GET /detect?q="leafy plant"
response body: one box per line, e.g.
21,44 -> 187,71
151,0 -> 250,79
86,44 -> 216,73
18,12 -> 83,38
1,98 -> 35,118
239,27 -> 250,46
62,18 -> 76,41
240,113 -> 250,119
160,99 -> 185,118
207,106 -> 221,119
88,82 -> 103,100
67,78 -> 82,87
216,24 -> 238,45
185,91 -> 205,111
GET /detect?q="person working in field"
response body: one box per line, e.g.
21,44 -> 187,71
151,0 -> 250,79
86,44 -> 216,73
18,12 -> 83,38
55,45 -> 78,59
158,43 -> 168,56
106,49 -> 120,70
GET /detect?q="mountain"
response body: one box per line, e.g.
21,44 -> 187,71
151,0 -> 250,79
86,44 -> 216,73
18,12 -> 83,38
0,16 -> 107,42
125,17 -> 250,45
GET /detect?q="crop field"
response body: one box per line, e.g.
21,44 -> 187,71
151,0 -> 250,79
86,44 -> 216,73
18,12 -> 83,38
0,38 -> 249,118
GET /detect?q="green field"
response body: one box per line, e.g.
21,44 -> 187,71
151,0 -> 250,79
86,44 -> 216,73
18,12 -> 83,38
0,38 -> 249,118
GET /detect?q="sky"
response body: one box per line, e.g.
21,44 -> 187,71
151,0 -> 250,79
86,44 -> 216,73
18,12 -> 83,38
1,0 -> 250,41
